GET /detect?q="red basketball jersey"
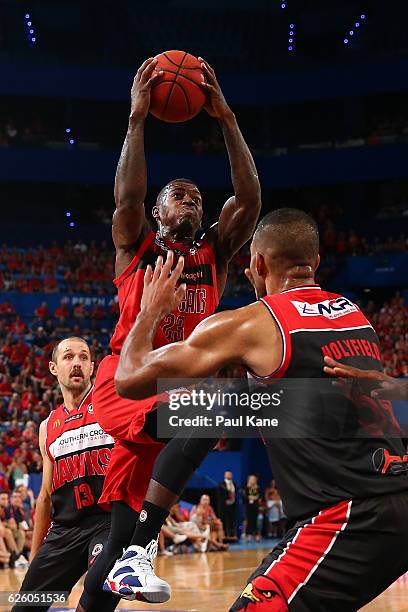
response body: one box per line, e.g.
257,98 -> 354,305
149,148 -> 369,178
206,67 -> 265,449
44,387 -> 114,525
249,285 -> 408,520
110,230 -> 219,354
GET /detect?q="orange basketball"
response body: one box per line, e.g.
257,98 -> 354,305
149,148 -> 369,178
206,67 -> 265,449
149,50 -> 206,123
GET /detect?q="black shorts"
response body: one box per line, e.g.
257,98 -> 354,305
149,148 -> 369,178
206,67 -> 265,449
230,491 -> 408,612
12,515 -> 116,612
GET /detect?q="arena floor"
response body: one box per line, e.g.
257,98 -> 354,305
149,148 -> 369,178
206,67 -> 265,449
0,544 -> 407,612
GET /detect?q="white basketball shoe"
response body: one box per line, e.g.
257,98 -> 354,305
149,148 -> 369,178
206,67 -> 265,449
103,539 -> 171,602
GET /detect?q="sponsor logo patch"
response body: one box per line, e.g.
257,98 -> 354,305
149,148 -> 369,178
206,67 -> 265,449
65,413 -> 84,424
291,297 -> 358,319
139,510 -> 148,522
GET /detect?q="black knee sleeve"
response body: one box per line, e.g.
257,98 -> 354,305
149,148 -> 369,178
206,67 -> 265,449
152,435 -> 219,495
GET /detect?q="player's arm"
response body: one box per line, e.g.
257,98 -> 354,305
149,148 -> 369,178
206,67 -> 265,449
115,252 -> 252,399
323,356 -> 408,401
112,58 -> 163,271
199,58 -> 261,260
115,251 -> 278,399
116,309 -> 249,399
29,421 -> 53,562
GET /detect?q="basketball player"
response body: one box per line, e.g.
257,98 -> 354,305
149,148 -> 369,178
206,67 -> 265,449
76,55 -> 261,609
113,209 -> 408,611
12,337 -> 117,612
324,355 -> 408,400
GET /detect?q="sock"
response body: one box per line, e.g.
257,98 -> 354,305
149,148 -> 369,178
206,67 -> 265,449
129,500 -> 169,549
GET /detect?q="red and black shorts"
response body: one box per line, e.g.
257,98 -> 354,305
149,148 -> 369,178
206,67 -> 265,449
93,355 -> 165,513
230,491 -> 408,612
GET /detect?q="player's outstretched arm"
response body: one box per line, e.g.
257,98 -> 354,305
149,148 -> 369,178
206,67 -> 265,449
199,58 -> 261,260
113,58 -> 163,267
115,251 -> 252,399
323,356 -> 408,400
29,421 -> 53,562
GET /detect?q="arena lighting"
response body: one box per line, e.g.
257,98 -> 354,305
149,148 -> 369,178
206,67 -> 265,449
65,211 -> 76,229
65,128 -> 76,147
24,12 -> 37,47
343,12 -> 367,45
288,22 -> 295,52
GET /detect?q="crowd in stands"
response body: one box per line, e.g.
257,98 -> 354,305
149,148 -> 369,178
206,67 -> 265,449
0,241 -> 115,294
0,221 -> 405,301
366,293 -> 408,378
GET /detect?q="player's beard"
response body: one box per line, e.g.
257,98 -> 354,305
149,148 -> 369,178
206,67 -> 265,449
177,217 -> 195,238
64,376 -> 89,394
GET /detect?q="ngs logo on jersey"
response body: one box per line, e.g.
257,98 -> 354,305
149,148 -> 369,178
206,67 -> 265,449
291,297 -> 358,319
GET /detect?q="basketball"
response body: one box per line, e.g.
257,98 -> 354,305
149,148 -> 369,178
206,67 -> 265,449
149,50 -> 206,123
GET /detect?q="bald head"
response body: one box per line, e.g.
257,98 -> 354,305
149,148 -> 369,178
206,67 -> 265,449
254,208 -> 319,265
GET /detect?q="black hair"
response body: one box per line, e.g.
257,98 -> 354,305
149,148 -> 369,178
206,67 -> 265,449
156,178 -> 199,207
255,208 -> 319,263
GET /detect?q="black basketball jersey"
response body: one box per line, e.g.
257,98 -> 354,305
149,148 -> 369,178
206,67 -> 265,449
252,285 -> 408,521
44,387 -> 114,525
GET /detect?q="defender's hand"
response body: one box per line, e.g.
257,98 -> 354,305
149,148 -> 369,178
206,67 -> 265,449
323,356 -> 407,400
130,58 -> 163,120
199,57 -> 232,120
141,251 -> 186,319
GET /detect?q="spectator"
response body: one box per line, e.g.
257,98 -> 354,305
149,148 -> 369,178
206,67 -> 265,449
264,479 -> 286,538
54,300 -> 70,319
191,494 -> 228,551
244,474 -> 261,541
8,490 -> 31,561
217,470 -> 237,540
0,466 -> 9,493
8,456 -> 28,489
28,450 -> 43,474
0,521 -> 11,567
34,302 -> 48,320
0,491 -> 26,565
14,484 -> 35,521
73,303 -> 87,319
164,504 -> 208,552
158,524 -> 188,555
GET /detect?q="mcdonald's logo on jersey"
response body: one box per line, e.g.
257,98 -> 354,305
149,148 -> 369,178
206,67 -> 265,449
53,419 -> 61,429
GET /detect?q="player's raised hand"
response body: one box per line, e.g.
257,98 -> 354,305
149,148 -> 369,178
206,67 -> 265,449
141,251 -> 186,318
198,57 -> 232,120
130,58 -> 163,120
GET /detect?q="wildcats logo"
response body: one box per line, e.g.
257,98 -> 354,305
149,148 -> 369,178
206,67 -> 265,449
291,297 -> 358,319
